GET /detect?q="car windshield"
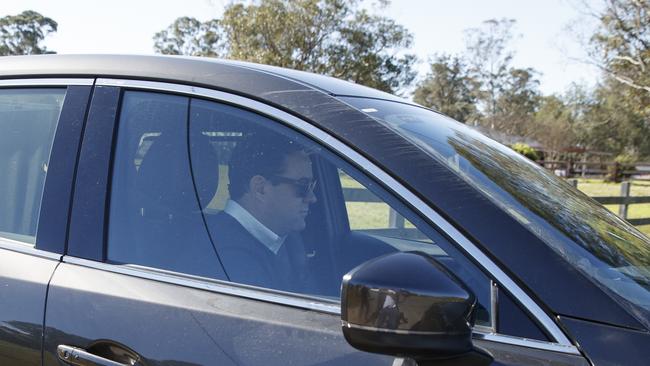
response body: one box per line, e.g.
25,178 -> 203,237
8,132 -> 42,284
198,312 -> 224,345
341,96 -> 650,328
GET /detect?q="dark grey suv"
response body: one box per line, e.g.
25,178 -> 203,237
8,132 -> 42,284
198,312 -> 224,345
0,55 -> 648,366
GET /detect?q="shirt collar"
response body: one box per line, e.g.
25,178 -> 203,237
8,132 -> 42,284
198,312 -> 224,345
223,200 -> 285,254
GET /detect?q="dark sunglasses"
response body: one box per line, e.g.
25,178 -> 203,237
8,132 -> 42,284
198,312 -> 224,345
269,175 -> 317,198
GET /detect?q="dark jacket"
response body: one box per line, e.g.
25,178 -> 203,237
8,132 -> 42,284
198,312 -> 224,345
208,212 -> 311,293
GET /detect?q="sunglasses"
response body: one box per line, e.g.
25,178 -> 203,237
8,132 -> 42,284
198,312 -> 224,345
269,175 -> 317,198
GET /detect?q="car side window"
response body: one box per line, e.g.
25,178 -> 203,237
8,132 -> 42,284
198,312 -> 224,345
188,98 -> 493,327
106,91 -> 225,279
0,88 -> 66,244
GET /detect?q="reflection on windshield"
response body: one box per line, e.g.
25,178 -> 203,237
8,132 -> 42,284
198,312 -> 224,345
342,97 -> 650,328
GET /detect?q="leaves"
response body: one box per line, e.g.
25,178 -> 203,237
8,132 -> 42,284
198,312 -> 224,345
0,10 -> 57,56
413,55 -> 477,123
589,0 -> 650,94
153,0 -> 416,93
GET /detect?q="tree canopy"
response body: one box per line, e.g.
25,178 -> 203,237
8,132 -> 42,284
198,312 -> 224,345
0,10 -> 57,56
413,55 -> 477,123
153,0 -> 416,93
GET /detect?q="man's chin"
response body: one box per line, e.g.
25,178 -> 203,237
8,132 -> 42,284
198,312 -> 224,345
292,220 -> 307,232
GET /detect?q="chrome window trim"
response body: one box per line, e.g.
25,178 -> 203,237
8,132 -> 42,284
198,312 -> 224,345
0,237 -> 62,261
62,256 -> 341,315
93,78 -> 579,354
0,78 -> 94,86
473,332 -> 579,354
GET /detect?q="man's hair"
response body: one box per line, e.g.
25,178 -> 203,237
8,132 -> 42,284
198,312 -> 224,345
228,133 -> 307,200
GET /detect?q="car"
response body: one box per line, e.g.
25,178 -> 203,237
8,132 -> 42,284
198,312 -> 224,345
0,54 -> 648,366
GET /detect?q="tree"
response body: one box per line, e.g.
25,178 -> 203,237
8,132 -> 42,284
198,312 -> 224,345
153,0 -> 416,93
580,0 -> 650,159
586,0 -> 650,95
153,17 -> 223,57
0,10 -> 57,56
492,67 -> 541,137
412,54 -> 477,123
582,77 -> 650,158
464,18 -> 517,118
460,18 -> 543,137
532,95 -> 579,159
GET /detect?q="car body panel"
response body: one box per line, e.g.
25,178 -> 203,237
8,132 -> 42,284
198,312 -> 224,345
0,245 -> 59,366
43,261 -> 397,366
559,316 -> 650,366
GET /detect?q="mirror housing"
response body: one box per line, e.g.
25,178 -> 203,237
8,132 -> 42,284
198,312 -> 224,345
341,252 -> 489,363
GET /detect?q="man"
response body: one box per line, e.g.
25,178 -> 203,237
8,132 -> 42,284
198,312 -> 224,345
208,134 -> 318,293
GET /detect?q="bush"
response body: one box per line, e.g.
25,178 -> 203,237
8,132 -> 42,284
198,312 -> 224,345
511,143 -> 539,161
605,154 -> 637,183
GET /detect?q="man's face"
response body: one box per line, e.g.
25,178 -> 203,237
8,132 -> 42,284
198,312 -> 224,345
262,151 -> 317,236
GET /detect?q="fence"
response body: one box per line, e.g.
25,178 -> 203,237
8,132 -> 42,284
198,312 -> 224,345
567,179 -> 650,226
343,181 -> 650,228
539,160 -> 650,180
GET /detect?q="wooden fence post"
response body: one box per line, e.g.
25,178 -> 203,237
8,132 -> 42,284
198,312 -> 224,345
619,181 -> 631,219
566,160 -> 573,178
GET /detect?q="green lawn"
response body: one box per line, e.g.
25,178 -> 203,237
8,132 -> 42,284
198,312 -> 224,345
574,179 -> 650,237
342,173 -> 650,237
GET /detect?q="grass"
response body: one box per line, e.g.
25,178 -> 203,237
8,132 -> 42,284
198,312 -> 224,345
209,168 -> 650,237
574,179 -> 650,236
343,173 -> 650,237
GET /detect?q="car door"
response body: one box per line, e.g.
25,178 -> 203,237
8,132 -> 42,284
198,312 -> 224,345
43,79 -> 589,366
0,79 -> 92,365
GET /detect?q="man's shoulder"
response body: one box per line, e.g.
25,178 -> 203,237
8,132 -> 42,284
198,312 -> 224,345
208,211 -> 261,247
209,211 -> 245,234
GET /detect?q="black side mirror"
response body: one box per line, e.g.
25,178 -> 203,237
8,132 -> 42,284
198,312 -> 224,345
341,252 -> 492,365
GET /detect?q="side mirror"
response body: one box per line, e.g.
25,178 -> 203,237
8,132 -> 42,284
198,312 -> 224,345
341,252 -> 492,365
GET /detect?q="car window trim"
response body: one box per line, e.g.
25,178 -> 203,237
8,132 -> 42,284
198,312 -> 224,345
0,78 -> 94,86
61,254 -> 577,355
0,237 -> 62,261
92,78 -> 579,354
0,79 -> 93,254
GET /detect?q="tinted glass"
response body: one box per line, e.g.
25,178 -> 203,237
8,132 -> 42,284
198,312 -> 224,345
189,98 -> 492,326
342,96 -> 650,329
0,88 -> 65,243
107,91 -> 224,279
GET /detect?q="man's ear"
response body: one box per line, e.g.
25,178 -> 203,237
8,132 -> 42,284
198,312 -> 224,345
249,175 -> 268,201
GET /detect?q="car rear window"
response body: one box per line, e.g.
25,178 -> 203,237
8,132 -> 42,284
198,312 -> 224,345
0,88 -> 66,244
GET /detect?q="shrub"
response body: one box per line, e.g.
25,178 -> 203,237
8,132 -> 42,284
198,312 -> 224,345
511,143 -> 539,161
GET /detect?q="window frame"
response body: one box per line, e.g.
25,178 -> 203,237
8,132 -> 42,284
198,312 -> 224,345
63,78 -> 578,355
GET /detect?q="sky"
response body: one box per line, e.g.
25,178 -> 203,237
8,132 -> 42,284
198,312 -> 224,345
0,0 -> 601,96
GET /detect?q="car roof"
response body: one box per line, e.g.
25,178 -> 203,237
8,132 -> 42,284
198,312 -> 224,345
0,54 -> 409,103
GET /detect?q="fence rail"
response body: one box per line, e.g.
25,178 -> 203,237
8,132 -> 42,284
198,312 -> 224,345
538,160 -> 650,180
343,181 -> 650,228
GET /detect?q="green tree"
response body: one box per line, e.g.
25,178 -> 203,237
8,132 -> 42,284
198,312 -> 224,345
153,0 -> 416,93
0,10 -> 57,55
492,67 -> 541,137
582,78 -> 650,158
587,0 -> 650,95
464,18 -> 517,118
566,0 -> 650,158
412,54 -> 477,123
153,17 -> 223,57
532,95 -> 579,159
461,18 -> 543,136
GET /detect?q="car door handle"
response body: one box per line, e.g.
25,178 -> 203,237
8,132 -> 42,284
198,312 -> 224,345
57,345 -> 129,366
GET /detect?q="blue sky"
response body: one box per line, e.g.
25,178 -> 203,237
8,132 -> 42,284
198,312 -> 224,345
0,0 -> 600,95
